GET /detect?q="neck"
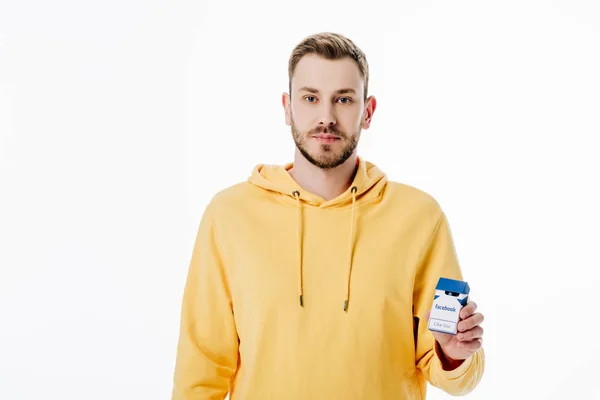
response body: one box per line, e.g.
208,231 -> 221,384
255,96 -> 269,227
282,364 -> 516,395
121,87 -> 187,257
287,149 -> 359,201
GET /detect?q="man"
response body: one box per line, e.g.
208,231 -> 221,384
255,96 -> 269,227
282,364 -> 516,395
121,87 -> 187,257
172,32 -> 485,399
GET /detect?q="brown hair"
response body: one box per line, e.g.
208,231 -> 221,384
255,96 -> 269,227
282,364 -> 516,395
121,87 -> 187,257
288,32 -> 369,101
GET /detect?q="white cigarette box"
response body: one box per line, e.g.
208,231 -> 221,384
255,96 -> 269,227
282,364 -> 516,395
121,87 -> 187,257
427,277 -> 470,335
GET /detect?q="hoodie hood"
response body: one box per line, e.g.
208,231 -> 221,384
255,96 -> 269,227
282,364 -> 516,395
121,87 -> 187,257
247,156 -> 388,312
248,156 -> 388,208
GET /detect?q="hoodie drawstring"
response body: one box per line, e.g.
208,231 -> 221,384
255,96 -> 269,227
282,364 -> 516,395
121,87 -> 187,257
292,190 -> 304,307
344,186 -> 358,312
293,186 -> 358,312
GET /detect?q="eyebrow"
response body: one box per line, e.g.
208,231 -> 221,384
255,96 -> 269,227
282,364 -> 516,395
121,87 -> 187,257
298,86 -> 357,95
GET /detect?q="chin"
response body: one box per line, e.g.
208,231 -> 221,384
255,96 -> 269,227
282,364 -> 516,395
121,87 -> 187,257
314,153 -> 346,166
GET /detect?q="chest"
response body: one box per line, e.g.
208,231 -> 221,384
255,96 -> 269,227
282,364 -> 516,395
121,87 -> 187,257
225,206 -> 424,315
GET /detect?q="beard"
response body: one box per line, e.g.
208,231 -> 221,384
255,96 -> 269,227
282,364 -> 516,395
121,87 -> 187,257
290,116 -> 361,169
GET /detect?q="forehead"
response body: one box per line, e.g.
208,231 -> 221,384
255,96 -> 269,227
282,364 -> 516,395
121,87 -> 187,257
292,54 -> 363,94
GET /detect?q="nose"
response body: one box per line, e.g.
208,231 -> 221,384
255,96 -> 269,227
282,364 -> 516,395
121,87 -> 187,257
318,103 -> 337,127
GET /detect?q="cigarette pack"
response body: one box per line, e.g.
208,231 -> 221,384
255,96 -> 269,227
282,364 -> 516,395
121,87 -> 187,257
427,277 -> 470,335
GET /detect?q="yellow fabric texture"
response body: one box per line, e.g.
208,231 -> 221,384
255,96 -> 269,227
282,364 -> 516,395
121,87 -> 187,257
172,156 -> 485,399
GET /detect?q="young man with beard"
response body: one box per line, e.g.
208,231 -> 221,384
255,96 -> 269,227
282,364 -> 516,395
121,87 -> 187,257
172,32 -> 486,399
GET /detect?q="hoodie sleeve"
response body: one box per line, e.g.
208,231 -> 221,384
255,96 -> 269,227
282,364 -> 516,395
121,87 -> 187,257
172,204 -> 239,400
413,211 -> 485,396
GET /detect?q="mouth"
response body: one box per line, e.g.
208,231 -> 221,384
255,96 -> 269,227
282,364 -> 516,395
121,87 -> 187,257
312,134 -> 341,143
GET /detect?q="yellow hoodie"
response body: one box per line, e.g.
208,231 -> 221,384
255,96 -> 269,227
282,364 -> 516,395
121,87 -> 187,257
172,156 -> 485,399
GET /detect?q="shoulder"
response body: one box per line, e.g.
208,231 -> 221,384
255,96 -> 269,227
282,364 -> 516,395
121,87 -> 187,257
384,180 -> 445,227
386,180 -> 442,211
204,181 -> 259,218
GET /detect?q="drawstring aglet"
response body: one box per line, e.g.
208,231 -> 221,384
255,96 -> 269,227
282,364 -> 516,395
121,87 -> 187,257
343,300 -> 349,312
300,295 -> 304,307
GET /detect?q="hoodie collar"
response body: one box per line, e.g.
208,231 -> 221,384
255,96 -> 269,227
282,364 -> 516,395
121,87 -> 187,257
248,156 -> 387,208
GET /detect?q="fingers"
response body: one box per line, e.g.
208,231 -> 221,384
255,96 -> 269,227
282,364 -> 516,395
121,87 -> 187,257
457,326 -> 483,341
458,312 -> 484,332
457,338 -> 482,350
460,301 -> 478,319
432,331 -> 454,346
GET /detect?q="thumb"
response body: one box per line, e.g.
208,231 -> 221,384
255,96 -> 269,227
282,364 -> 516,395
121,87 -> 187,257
424,309 -> 453,345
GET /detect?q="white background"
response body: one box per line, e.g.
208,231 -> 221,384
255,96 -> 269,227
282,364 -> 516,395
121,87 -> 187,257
1,0 -> 599,399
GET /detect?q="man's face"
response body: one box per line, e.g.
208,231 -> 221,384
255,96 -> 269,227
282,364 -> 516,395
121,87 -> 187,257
283,54 -> 375,169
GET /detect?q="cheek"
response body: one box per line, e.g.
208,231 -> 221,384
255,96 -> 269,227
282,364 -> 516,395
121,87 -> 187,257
291,110 -> 314,129
293,104 -> 311,120
339,109 -> 363,128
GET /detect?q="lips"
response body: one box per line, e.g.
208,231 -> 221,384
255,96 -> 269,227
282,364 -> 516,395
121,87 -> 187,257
313,134 -> 340,139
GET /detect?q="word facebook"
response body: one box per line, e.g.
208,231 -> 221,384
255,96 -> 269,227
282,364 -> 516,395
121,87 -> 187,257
434,304 -> 457,312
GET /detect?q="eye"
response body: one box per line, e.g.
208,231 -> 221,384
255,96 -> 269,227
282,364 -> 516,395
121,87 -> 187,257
338,97 -> 352,104
304,96 -> 317,103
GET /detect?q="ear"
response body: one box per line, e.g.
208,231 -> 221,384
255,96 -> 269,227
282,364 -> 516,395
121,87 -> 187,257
361,95 -> 377,130
282,92 -> 292,126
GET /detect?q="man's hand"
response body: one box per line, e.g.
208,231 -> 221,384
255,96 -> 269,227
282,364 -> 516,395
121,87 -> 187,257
424,300 -> 484,366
